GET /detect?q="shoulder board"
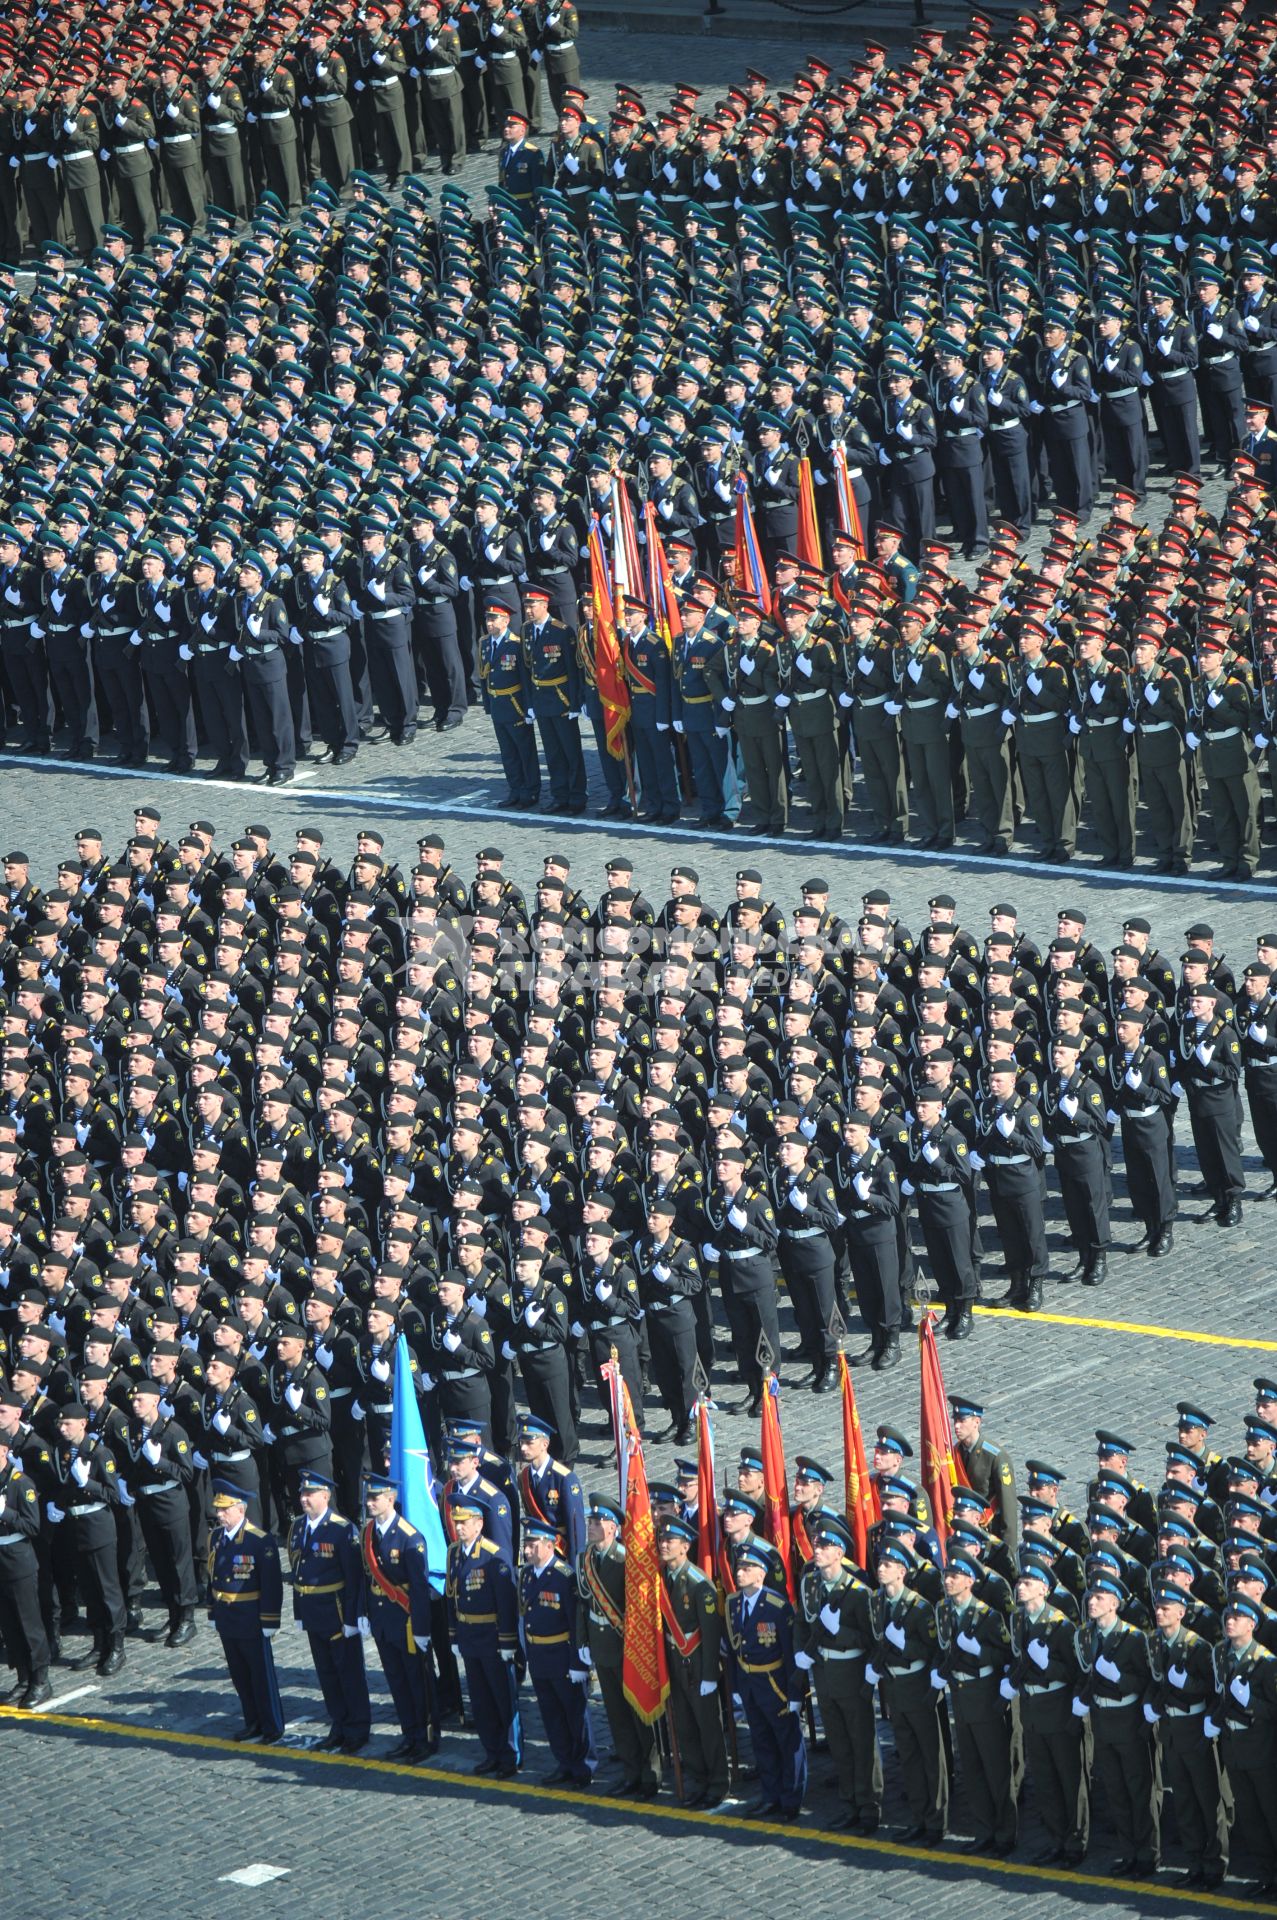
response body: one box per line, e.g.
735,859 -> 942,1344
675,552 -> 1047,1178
980,1440 -> 999,1456
245,1522 -> 265,1538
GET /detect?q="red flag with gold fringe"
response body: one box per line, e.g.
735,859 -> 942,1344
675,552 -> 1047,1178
760,1374 -> 795,1601
919,1311 -> 962,1550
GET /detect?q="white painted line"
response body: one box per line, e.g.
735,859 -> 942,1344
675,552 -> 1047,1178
217,1865 -> 291,1888
0,752 -> 1268,896
35,1685 -> 98,1713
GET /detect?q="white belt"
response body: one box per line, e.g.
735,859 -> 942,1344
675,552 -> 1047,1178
138,1480 -> 179,1496
308,626 -> 345,639
906,697 -> 939,708
1165,1702 -> 1206,1717
1103,386 -> 1138,398
1023,1679 -> 1067,1694
369,1402 -> 394,1415
261,109 -> 292,120
751,200 -> 780,211
782,1225 -> 826,1239
953,1665 -> 997,1682
1139,720 -> 1175,733
988,1152 -> 1030,1165
1125,1106 -> 1161,1120
490,49 -> 518,59
69,1502 -> 106,1516
1205,726 -> 1241,739
315,94 -> 345,102
822,1647 -> 865,1661
1022,710 -> 1061,723
1054,1131 -> 1093,1146
794,689 -> 826,702
206,122 -> 238,133
1087,715 -> 1120,726
1095,1693 -> 1139,1708
161,132 -> 195,143
368,607 -> 404,619
423,68 -> 455,76
966,704 -> 999,717
1159,368 -> 1191,380
859,693 -> 890,707
989,418 -> 1025,431
887,1659 -> 927,1675
22,151 -> 52,162
0,1533 -> 26,1547
919,1181 -> 959,1192
1048,400 -> 1080,412
114,141 -> 146,153
1205,351 -> 1237,363
371,76 -> 401,86
211,1449 -> 251,1462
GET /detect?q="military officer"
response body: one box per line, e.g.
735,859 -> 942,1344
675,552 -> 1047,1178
523,583 -> 586,815
951,1398 -> 1018,1544
1010,1554 -> 1088,1865
796,1511 -> 880,1831
727,1536 -> 806,1820
578,1494 -> 660,1796
658,1514 -> 727,1809
482,601 -> 540,810
1189,635 -> 1261,881
233,553 -> 295,788
448,1488 -> 520,1775
0,1429 -> 51,1710
362,1472 -> 437,1761
621,594 -> 680,824
776,597 -> 842,841
209,1478 -> 285,1744
519,1514 -> 596,1785
290,1468 -> 371,1754
1082,1570 -> 1158,1876
1147,1581 -> 1228,1889
869,1537 -> 947,1843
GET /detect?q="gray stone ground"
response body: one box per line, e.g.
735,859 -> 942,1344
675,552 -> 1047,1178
5,23 -> 1277,1920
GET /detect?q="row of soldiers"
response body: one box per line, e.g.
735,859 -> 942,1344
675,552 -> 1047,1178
0,814 -> 1274,1652
0,0 -> 584,256
7,1355 -> 1277,1894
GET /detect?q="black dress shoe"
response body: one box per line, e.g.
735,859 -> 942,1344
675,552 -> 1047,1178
341,1734 -> 370,1754
386,1738 -> 416,1760
232,1726 -> 263,1743
897,1824 -> 927,1843
267,770 -> 294,786
333,746 -> 358,765
19,1679 -> 51,1710
496,1759 -> 519,1777
0,1681 -> 26,1704
313,1731 -> 346,1752
541,1767 -> 572,1786
1032,1845 -> 1064,1865
810,1362 -> 833,1394
472,1755 -> 500,1774
746,1799 -> 779,1819
165,1618 -> 198,1648
1108,1856 -> 1136,1875
97,1646 -> 126,1677
1148,1226 -> 1173,1257
951,1304 -> 974,1340
1222,1196 -> 1243,1226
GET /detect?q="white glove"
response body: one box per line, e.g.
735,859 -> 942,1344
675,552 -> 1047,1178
1204,1716 -> 1220,1739
1142,1702 -> 1159,1725
1185,731 -> 1200,751
819,1604 -> 840,1633
263,1627 -> 278,1640
1246,314 -> 1261,332
568,1668 -> 589,1684
1000,1677 -> 1017,1701
672,719 -> 685,734
852,1171 -> 871,1201
1195,1043 -> 1214,1065
229,646 -> 243,662
358,1616 -> 372,1639
351,1402 -> 364,1422
789,1186 -> 808,1213
371,1356 -> 390,1382
701,1244 -> 719,1264
501,1341 -> 516,1362
699,1679 -> 717,1697
921,1141 -> 940,1165
179,644 -> 194,662
46,1503 -> 64,1524
884,1620 -> 906,1650
774,695 -> 791,710
570,1322 -> 586,1339
795,654 -> 813,678
142,1437 -> 162,1466
1144,683 -> 1159,705
578,1646 -> 592,1667
1068,715 -> 1082,735
995,1111 -> 1015,1138
945,702 -> 959,721
838,692 -> 853,709
442,1329 -> 461,1352
1231,1675 -> 1252,1707
884,700 -> 902,716
930,1669 -> 948,1691
1171,1083 -> 1184,1099
192,1451 -> 209,1471
1071,1697 -> 1089,1718
369,578 -> 386,601
728,1204 -> 747,1230
956,1630 -> 981,1657
1207,322 -> 1223,339
1250,1023 -> 1269,1043
1060,1094 -> 1078,1119
1051,368 -> 1068,388
343,1624 -> 361,1638
1122,718 -> 1136,734
71,1456 -> 91,1486
864,1663 -> 880,1686
117,1485 -> 135,1508
1167,1664 -> 1187,1690
794,1649 -> 815,1670
1000,708 -> 1016,727
907,661 -> 922,684
1095,1653 -> 1121,1684
1125,1067 -> 1143,1089
1027,1638 -> 1049,1671
656,721 -> 670,732
1028,401 -> 1045,413
898,422 -> 913,441
420,1375 -> 435,1392
314,1346 -> 334,1373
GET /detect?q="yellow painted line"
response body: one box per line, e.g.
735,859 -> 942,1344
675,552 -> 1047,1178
972,1305 -> 1277,1351
4,1706 -> 1273,1913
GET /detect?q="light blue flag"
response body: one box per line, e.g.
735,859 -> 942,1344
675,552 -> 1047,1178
389,1339 -> 447,1594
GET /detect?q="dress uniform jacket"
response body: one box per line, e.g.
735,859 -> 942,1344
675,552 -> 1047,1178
871,1580 -> 947,1835
727,1582 -> 807,1813
448,1532 -> 520,1763
662,1556 -> 728,1799
209,1511 -> 284,1739
799,1562 -> 880,1821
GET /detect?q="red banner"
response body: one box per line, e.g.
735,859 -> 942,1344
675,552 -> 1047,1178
588,516 -> 630,760
760,1375 -> 795,1601
644,501 -> 685,653
838,1351 -> 879,1570
622,1437 -> 670,1725
695,1399 -> 720,1585
732,475 -> 773,616
919,1311 -> 960,1551
796,456 -> 823,573
832,445 -> 866,561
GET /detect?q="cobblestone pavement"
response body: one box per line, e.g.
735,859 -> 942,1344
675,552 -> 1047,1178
5,25 -> 1277,1919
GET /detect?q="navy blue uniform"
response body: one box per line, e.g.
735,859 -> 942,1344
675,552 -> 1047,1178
445,1472 -> 515,1562
517,1459 -> 586,1561
625,624 -> 679,820
727,1583 -> 808,1815
673,624 -> 729,826
233,587 -> 295,781
358,553 -> 418,743
361,1513 -> 437,1750
209,1517 -> 285,1739
449,1534 -> 521,1768
520,1554 -> 597,1782
289,1506 -> 370,1747
524,613 -> 586,811
482,620 -> 540,806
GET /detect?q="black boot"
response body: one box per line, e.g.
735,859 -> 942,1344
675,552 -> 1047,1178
994,1272 -> 1025,1308
872,1331 -> 902,1372
0,1676 -> 27,1705
69,1643 -> 102,1672
97,1635 -> 126,1677
1221,1196 -> 1243,1227
166,1611 -> 198,1648
951,1304 -> 974,1341
810,1361 -> 834,1394
1023,1274 -> 1044,1313
19,1674 -> 51,1710
1148,1226 -> 1174,1258
1084,1253 -> 1106,1287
